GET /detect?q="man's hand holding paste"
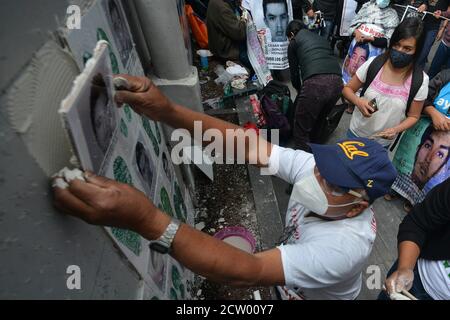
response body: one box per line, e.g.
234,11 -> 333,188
52,75 -> 397,300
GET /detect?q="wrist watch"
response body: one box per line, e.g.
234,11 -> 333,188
149,218 -> 181,254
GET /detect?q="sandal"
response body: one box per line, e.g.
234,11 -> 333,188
403,201 -> 413,213
384,192 -> 398,201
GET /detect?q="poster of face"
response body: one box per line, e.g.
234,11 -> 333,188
391,117 -> 450,205
342,24 -> 385,84
166,259 -> 187,300
133,132 -> 157,199
147,249 -> 168,293
102,0 -> 134,69
60,42 -> 119,174
242,0 -> 293,70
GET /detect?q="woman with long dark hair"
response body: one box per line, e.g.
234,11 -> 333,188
343,17 -> 429,148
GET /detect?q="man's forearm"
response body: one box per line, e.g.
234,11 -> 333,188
159,102 -> 272,166
140,209 -> 284,287
397,241 -> 421,270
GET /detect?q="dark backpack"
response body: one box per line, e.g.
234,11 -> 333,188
258,80 -> 293,142
361,54 -> 424,116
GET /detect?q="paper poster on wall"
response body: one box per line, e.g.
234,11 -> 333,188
59,41 -> 119,174
391,117 -> 450,205
242,0 -> 293,70
101,0 -> 134,69
166,258 -> 188,300
342,28 -> 385,84
63,0 -> 195,299
147,249 -> 168,294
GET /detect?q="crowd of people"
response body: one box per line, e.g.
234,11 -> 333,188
50,0 -> 450,300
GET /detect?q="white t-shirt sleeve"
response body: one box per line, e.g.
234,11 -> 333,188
278,241 -> 361,289
355,56 -> 376,84
267,144 -> 315,185
413,72 -> 429,101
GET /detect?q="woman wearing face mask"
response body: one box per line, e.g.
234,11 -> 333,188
343,17 -> 429,148
344,0 -> 399,113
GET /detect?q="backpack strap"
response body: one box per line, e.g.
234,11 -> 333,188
361,54 -> 424,116
360,54 -> 388,98
406,66 -> 424,115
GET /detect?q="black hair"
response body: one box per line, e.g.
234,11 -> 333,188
286,19 -> 304,38
387,17 -> 425,66
263,0 -> 288,17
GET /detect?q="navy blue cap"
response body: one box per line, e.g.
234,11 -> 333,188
309,138 -> 397,201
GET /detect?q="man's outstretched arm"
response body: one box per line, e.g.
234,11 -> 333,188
52,173 -> 285,287
114,75 -> 273,167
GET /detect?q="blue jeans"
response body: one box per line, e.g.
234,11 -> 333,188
320,19 -> 335,41
377,260 -> 433,300
417,28 -> 439,68
428,41 -> 450,79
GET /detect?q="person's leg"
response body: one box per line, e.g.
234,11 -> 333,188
320,20 -> 335,41
310,75 -> 343,143
417,28 -> 438,68
428,42 -> 447,79
293,76 -> 326,152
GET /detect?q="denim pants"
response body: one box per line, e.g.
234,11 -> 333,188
377,260 -> 433,300
417,28 -> 439,68
428,41 -> 450,79
320,19 -> 335,41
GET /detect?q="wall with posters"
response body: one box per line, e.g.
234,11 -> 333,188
0,0 -> 195,299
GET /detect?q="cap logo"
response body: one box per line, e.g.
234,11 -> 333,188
337,141 -> 369,160
367,179 -> 373,188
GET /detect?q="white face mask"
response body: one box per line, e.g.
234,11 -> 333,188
291,169 -> 362,217
376,0 -> 390,9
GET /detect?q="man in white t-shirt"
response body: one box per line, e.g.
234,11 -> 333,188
52,74 -> 398,300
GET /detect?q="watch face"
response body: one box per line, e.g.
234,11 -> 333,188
150,242 -> 169,254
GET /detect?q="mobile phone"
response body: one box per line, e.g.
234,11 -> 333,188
369,98 -> 378,113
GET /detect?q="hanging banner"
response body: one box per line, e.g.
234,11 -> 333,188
242,0 -> 293,70
246,13 -> 273,86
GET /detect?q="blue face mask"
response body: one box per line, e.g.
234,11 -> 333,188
376,0 -> 390,9
389,48 -> 414,68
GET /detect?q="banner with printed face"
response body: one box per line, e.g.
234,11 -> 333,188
391,117 -> 450,205
342,24 -> 385,84
242,0 -> 293,70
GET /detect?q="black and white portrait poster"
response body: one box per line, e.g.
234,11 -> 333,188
242,0 -> 293,70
